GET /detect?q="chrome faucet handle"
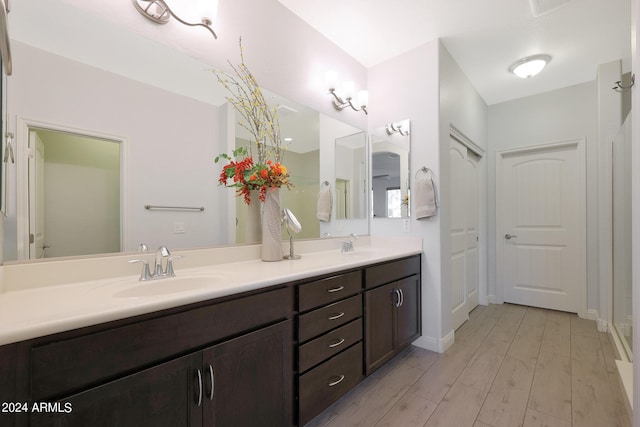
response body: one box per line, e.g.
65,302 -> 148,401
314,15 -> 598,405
137,243 -> 149,252
165,255 -> 183,277
348,233 -> 358,242
154,246 -> 171,276
129,259 -> 152,281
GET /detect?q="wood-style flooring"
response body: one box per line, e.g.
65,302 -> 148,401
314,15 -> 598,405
306,303 -> 631,427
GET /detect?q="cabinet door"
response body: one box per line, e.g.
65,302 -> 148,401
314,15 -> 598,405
202,320 -> 292,427
365,282 -> 396,374
396,275 -> 421,350
29,352 -> 202,427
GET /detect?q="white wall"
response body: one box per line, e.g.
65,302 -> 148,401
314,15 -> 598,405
369,41 -> 443,351
41,133 -> 120,257
488,81 -> 598,316
438,44 -> 489,343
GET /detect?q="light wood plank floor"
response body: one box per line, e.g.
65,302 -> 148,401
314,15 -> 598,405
305,303 -> 631,427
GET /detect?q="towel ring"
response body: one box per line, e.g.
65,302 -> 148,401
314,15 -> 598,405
321,180 -> 330,188
416,166 -> 432,179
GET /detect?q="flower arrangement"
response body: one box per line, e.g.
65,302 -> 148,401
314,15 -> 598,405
213,37 -> 292,205
215,147 -> 292,204
212,37 -> 283,165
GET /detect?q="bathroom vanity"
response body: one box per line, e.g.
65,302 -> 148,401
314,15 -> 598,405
0,238 -> 421,427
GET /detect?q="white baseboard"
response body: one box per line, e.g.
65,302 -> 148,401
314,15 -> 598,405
586,309 -> 608,332
488,294 -> 500,304
412,330 -> 455,354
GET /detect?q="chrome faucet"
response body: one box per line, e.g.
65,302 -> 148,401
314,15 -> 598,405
154,246 -> 170,276
341,233 -> 358,253
129,246 -> 182,281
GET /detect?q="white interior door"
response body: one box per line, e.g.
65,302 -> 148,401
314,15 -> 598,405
28,130 -> 46,259
497,140 -> 586,313
450,136 -> 480,330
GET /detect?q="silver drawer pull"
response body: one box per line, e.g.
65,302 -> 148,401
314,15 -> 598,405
328,338 -> 345,348
327,286 -> 345,293
328,312 -> 345,320
328,375 -> 345,387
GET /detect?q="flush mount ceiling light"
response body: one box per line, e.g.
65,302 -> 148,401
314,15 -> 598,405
132,0 -> 218,39
509,54 -> 551,79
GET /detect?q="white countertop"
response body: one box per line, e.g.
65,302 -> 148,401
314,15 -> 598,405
0,236 -> 422,346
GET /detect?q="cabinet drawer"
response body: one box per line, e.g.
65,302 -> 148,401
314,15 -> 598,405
30,287 -> 292,400
365,255 -> 420,289
299,318 -> 362,373
299,342 -> 363,426
298,270 -> 362,312
298,295 -> 361,343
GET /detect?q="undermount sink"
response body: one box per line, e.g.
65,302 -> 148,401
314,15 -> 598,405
96,274 -> 230,298
114,276 -> 225,298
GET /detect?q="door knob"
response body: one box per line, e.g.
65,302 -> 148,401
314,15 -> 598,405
504,234 -> 517,240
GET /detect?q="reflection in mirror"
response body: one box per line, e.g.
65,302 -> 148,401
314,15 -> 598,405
335,132 -> 367,220
612,114 -> 632,359
371,120 -> 410,218
27,128 -> 121,259
234,95 -> 321,243
4,0 -> 368,262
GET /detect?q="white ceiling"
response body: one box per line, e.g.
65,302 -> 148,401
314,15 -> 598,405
277,0 -> 632,105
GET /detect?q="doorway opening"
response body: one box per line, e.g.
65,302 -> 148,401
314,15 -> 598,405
27,127 -> 122,259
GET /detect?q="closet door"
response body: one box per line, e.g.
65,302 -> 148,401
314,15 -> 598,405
450,136 -> 480,331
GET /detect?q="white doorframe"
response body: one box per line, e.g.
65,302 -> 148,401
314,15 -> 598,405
496,138 -> 587,318
16,118 -> 128,259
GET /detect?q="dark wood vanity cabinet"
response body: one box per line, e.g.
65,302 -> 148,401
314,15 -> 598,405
364,257 -> 421,375
3,286 -> 294,427
296,270 -> 364,426
0,253 -> 422,427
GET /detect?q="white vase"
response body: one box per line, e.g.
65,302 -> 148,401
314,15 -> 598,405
244,190 -> 262,243
261,188 -> 283,262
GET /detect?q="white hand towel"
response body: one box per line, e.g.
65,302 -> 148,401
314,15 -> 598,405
415,170 -> 437,219
316,187 -> 332,222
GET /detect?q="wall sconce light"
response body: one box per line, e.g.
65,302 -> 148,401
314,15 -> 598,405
325,70 -> 368,115
508,54 -> 551,79
132,0 -> 218,39
386,122 -> 410,136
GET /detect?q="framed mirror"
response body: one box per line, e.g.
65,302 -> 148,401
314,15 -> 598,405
371,119 -> 410,218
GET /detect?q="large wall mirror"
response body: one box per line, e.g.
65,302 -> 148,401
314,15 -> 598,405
371,120 -> 411,218
2,0 -> 368,262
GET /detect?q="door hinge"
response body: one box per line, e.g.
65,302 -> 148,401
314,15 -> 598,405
29,233 -> 34,244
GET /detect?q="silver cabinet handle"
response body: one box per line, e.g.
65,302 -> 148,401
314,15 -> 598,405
328,338 -> 345,348
207,364 -> 214,401
195,369 -> 203,407
328,312 -> 345,320
505,233 -> 518,240
328,375 -> 345,387
327,286 -> 344,293
399,289 -> 404,307
394,289 -> 401,308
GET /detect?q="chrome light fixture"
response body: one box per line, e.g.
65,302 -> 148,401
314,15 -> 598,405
509,54 -> 551,79
325,70 -> 368,115
132,0 -> 218,39
386,121 -> 410,136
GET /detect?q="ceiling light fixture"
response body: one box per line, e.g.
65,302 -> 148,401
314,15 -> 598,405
325,70 -> 368,115
509,54 -> 551,79
132,0 -> 218,39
